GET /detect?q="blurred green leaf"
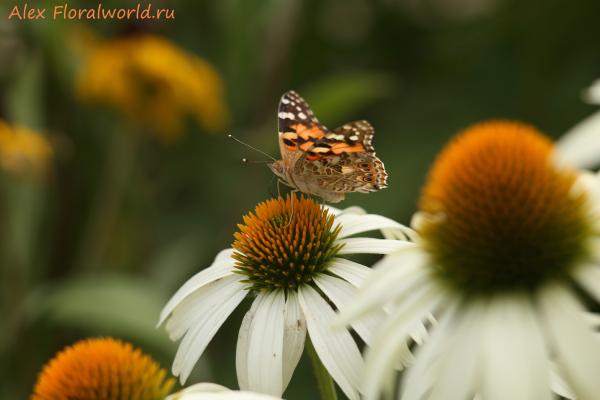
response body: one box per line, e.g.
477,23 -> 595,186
5,51 -> 45,130
301,71 -> 399,127
0,176 -> 47,273
26,275 -> 179,356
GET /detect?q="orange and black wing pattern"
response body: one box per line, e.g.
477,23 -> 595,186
277,91 -> 328,162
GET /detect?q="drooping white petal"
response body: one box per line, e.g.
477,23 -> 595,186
557,109 -> 600,170
478,295 -> 551,400
237,292 -> 269,391
282,290 -> 306,392
538,284 -> 600,399
247,289 -> 286,396
335,213 -> 414,240
381,227 -> 420,242
336,238 -> 415,255
298,284 -> 365,400
401,300 -> 461,400
549,361 -> 576,400
362,283 -> 445,400
158,249 -> 237,327
167,275 -> 246,341
328,258 -> 373,288
314,273 -> 385,346
172,275 -> 248,384
333,248 -> 429,326
417,299 -> 483,400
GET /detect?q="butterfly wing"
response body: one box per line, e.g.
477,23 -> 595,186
296,120 -> 388,193
278,91 -> 329,163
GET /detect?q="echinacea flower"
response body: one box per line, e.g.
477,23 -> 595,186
31,337 -> 175,400
158,195 -> 416,400
336,120 -> 600,400
75,30 -> 230,141
166,383 -> 283,400
0,119 -> 53,179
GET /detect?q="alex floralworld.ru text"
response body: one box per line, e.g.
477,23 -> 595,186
8,4 -> 174,19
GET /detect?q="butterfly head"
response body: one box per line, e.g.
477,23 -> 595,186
268,160 -> 286,178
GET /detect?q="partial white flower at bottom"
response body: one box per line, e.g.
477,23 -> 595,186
166,383 -> 283,400
158,195 -> 416,400
336,121 -> 600,400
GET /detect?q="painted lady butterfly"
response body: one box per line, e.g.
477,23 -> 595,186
269,91 -> 388,203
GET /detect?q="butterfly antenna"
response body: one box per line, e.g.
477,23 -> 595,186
242,159 -> 272,163
229,135 -> 276,161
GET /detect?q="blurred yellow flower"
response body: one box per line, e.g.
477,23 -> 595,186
75,31 -> 230,141
0,119 -> 53,180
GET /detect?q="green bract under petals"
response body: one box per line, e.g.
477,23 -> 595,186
232,195 -> 345,292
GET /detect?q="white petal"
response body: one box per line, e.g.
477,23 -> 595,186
167,277 -> 245,341
159,249 -> 237,327
362,283 -> 444,400
421,300 -> 484,400
172,275 -> 248,384
583,311 -> 600,328
538,284 -> 600,399
327,258 -> 373,288
237,292 -> 269,391
326,205 -> 366,216
334,248 -> 429,326
282,290 -> 306,392
314,273 -> 385,346
557,109 -> 600,169
335,213 -> 414,240
479,295 -> 551,400
573,264 -> 600,304
401,300 -> 461,400
167,382 -> 231,399
583,78 -> 600,105
298,284 -> 365,400
170,390 -> 284,400
549,361 -> 576,400
380,227 -> 420,242
336,238 -> 415,255
247,289 -> 286,396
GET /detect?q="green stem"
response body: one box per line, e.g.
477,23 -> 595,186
306,334 -> 338,400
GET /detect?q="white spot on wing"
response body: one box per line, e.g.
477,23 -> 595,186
279,112 -> 295,119
298,112 -> 307,119
349,135 -> 359,141
281,98 -> 290,104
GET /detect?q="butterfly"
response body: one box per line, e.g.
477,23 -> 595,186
268,91 -> 388,203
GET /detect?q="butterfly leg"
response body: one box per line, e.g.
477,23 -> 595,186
267,175 -> 277,199
284,189 -> 299,228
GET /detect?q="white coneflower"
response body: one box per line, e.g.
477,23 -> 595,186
166,383 -> 283,400
336,120 -> 600,400
158,195 -> 416,400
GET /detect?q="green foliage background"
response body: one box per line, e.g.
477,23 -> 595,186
1,0 -> 599,398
